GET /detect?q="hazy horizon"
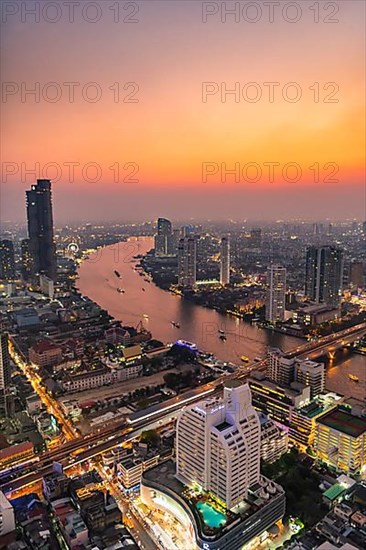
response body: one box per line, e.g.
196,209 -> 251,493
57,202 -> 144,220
1,0 -> 365,223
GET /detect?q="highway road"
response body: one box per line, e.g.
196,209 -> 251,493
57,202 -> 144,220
284,322 -> 366,360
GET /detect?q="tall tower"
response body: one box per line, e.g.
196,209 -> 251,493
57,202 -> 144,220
154,217 -> 173,256
0,240 -> 15,281
305,246 -> 343,308
220,236 -> 230,286
266,265 -> 286,323
176,381 -> 261,509
0,331 -> 11,417
178,237 -> 196,287
26,179 -> 56,281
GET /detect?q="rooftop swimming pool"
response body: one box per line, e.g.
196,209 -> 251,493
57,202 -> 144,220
196,501 -> 227,529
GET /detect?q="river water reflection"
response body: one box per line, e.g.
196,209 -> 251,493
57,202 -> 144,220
77,237 -> 365,400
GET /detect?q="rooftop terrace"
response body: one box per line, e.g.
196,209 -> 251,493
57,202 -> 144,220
317,409 -> 366,438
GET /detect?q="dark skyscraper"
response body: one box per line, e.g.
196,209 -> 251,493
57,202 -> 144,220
26,179 -> 57,281
154,217 -> 173,256
0,240 -> 16,281
349,261 -> 364,289
0,331 -> 11,417
305,246 -> 344,308
249,228 -> 262,249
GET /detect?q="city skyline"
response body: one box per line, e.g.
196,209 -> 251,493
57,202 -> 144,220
1,1 -> 365,222
1,2 -> 366,549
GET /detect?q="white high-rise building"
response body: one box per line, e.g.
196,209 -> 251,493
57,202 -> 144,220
220,236 -> 230,286
176,380 -> 261,509
295,359 -> 325,398
266,265 -> 286,323
178,237 -> 196,287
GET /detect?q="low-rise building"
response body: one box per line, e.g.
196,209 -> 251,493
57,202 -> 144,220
29,339 -> 62,368
105,327 -> 131,346
62,363 -> 142,393
25,394 -> 42,415
315,408 -> 366,475
141,460 -> 286,550
117,451 -> 161,490
291,304 -> 341,326
0,441 -> 34,469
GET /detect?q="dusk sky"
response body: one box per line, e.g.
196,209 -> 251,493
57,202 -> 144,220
1,0 -> 365,223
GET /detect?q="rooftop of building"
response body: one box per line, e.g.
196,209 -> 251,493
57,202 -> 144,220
249,374 -> 307,399
214,420 -> 233,432
30,338 -> 60,354
323,483 -> 348,502
317,408 -> 366,438
142,460 -> 284,540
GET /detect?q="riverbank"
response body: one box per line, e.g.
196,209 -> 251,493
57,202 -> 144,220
76,238 -> 366,399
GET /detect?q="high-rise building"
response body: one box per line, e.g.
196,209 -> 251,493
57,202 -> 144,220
305,246 -> 344,308
265,265 -> 286,323
295,359 -> 325,399
0,240 -> 15,281
0,332 -> 11,417
220,236 -> 230,285
26,179 -> 57,281
20,238 -> 32,281
154,217 -> 174,256
176,380 -> 261,509
141,380 -> 285,549
249,228 -> 262,249
178,237 -> 196,287
349,261 -> 364,288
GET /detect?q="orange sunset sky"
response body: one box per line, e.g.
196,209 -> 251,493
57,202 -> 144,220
1,0 -> 365,222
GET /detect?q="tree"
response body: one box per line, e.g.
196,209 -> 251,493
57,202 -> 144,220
140,429 -> 159,446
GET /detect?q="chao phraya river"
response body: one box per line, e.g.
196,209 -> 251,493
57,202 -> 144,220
77,237 -> 365,400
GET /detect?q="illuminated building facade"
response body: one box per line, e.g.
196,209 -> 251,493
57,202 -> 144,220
314,408 -> 366,476
265,265 -> 286,323
0,240 -> 15,281
295,359 -> 325,399
178,236 -> 197,287
176,381 -> 261,509
0,332 -> 11,417
20,238 -> 32,281
26,179 -> 57,281
305,246 -> 344,308
267,348 -> 295,386
248,374 -> 311,430
219,236 -> 230,286
259,414 -> 288,464
141,459 -> 285,550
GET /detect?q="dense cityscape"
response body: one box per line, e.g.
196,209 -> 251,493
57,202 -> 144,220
2,0 -> 365,548
0,179 -> 365,550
